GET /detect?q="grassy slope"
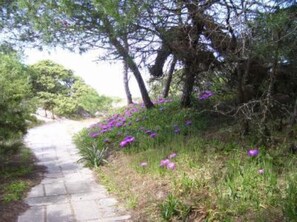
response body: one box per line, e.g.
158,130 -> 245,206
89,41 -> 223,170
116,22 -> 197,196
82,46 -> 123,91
74,100 -> 297,221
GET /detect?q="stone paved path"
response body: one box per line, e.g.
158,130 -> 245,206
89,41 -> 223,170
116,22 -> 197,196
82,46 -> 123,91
18,120 -> 131,222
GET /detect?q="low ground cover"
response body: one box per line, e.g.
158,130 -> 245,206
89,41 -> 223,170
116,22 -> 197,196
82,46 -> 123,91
0,145 -> 44,222
74,99 -> 297,221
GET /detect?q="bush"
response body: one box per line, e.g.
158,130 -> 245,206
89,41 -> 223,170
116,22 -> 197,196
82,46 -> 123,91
0,53 -> 32,146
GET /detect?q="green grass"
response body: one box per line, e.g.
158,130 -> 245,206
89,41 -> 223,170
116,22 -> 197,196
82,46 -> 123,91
74,99 -> 297,221
0,146 -> 35,205
2,181 -> 28,203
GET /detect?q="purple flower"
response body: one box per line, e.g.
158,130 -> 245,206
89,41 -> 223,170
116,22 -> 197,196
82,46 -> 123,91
145,130 -> 152,135
199,90 -> 213,100
119,136 -> 135,148
120,140 -> 129,148
89,132 -> 100,138
185,120 -> 192,126
116,122 -> 123,127
125,136 -> 135,143
247,149 -> 259,157
150,132 -> 157,138
158,98 -> 166,104
160,159 -> 170,167
101,129 -> 109,134
258,169 -> 264,174
140,162 -> 148,167
168,153 -> 177,159
167,162 -> 176,170
174,128 -> 180,134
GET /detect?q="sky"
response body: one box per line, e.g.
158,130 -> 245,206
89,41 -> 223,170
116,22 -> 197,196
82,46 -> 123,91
23,47 -> 148,99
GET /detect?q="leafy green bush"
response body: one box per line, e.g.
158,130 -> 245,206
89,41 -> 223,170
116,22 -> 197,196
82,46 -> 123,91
29,60 -> 112,118
0,53 -> 32,150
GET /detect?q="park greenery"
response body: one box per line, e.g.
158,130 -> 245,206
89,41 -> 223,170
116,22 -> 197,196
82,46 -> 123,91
30,60 -> 112,117
0,49 -> 111,155
74,98 -> 297,221
1,0 -> 297,221
0,49 -> 111,215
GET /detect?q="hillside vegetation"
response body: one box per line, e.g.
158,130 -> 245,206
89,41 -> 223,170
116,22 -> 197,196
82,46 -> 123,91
75,98 -> 297,221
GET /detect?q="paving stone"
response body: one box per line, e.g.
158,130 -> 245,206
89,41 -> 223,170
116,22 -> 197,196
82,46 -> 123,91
25,195 -> 68,206
72,200 -> 103,221
47,203 -> 74,222
70,192 -> 108,202
27,184 -> 44,198
18,206 -> 45,222
46,165 -> 61,174
65,181 -> 91,194
44,182 -> 67,196
44,172 -> 64,179
18,120 -> 130,222
41,176 -> 64,184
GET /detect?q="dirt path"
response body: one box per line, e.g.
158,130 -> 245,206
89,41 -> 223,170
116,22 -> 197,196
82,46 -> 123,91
18,119 -> 130,222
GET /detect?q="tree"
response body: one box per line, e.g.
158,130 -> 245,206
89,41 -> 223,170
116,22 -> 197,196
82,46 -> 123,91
29,60 -> 76,116
30,60 -> 111,117
148,1 -> 228,107
0,51 -> 32,147
123,34 -> 133,105
17,0 -> 154,108
71,77 -> 113,115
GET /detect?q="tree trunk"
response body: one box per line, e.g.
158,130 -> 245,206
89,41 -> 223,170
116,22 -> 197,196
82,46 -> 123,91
163,56 -> 177,98
123,59 -> 133,104
103,18 -> 154,109
123,36 -> 133,105
180,61 -> 195,108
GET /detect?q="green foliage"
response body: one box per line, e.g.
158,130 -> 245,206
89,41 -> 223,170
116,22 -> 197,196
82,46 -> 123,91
75,99 -> 297,220
160,194 -> 191,221
149,69 -> 184,99
77,144 -> 109,168
74,100 -> 209,168
283,174 -> 297,221
29,60 -> 112,117
3,181 -> 28,203
0,52 -> 32,147
71,77 -> 113,114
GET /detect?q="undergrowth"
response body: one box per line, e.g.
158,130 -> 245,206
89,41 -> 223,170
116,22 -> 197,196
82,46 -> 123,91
74,99 -> 297,221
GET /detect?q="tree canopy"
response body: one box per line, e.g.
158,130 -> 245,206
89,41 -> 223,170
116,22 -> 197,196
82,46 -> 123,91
30,60 -> 112,117
0,0 -> 296,135
0,51 -> 32,144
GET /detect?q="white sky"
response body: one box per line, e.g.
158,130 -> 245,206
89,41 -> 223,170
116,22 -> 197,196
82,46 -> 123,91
23,47 -> 147,99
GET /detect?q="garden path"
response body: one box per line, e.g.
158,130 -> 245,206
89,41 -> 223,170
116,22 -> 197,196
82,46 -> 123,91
18,119 -> 131,222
